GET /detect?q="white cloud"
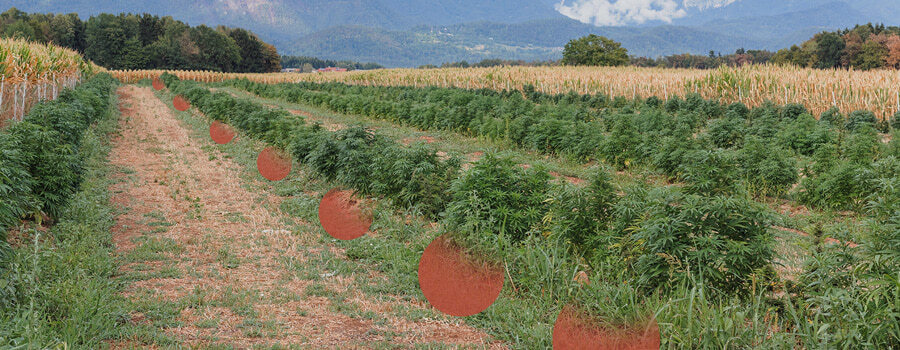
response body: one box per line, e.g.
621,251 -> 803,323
555,0 -> 740,26
683,0 -> 739,10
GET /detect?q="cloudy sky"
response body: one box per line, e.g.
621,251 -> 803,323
555,0 -> 739,26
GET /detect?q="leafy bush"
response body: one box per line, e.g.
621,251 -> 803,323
703,116 -> 746,149
800,160 -> 869,210
598,113 -> 640,168
546,166 -> 617,251
0,133 -> 35,237
0,74 -> 115,235
842,125 -> 882,164
444,155 -> 550,258
820,107 -> 844,126
780,103 -> 808,120
738,137 -> 799,197
7,122 -> 81,218
776,113 -> 833,156
844,110 -> 877,131
625,190 -> 774,295
680,149 -> 741,196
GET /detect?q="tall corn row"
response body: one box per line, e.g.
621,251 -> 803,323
112,64 -> 900,120
0,38 -> 96,124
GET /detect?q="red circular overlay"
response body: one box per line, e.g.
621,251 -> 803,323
553,305 -> 660,350
209,121 -> 236,145
256,147 -> 292,181
318,188 -> 373,241
152,77 -> 165,91
418,234 -> 504,317
173,95 -> 190,111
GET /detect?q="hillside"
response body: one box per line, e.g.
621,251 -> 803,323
2,0 -> 561,47
4,0 -> 900,67
290,19 -> 769,67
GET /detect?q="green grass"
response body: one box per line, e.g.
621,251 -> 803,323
0,90 -> 174,347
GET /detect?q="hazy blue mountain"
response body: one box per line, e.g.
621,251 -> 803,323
671,0 -> 900,27
290,19 -> 769,67
2,0 -> 561,46
3,0 -> 899,67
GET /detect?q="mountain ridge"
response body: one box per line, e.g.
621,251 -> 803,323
3,0 -> 898,67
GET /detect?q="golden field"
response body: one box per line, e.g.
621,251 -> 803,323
111,65 -> 900,120
1,38 -> 100,121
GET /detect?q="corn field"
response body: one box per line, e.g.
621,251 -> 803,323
111,64 -> 900,120
0,38 -> 99,124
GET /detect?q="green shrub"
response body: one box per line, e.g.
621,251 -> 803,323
776,113 -> 833,156
725,102 -> 750,119
820,107 -> 844,126
0,133 -> 35,236
626,190 -> 773,295
547,166 -> 617,251
598,113 -> 640,168
444,155 -> 551,258
844,110 -> 877,131
738,137 -> 799,197
650,124 -> 697,178
842,125 -> 882,164
7,122 -> 82,219
780,103 -> 808,120
680,149 -> 741,196
746,109 -> 781,140
369,143 -> 461,217
800,160 -> 868,210
703,116 -> 746,149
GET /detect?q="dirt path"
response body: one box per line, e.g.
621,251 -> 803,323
110,85 -> 499,348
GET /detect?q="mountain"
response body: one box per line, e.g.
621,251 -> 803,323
3,0 -> 562,47
3,0 -> 900,67
291,19 -> 769,67
699,2 -> 863,47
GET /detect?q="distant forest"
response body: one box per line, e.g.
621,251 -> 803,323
435,24 -> 900,71
772,23 -> 900,70
0,8 -> 281,73
281,56 -> 383,71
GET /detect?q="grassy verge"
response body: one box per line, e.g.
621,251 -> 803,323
0,85 -> 163,347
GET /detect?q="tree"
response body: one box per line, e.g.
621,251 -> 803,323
562,34 -> 628,67
854,40 -> 887,70
885,35 -> 900,68
190,25 -> 240,72
814,32 -> 845,69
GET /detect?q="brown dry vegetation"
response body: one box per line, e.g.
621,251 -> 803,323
112,65 -> 900,120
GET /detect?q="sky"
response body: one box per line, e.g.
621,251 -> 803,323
555,0 -> 739,26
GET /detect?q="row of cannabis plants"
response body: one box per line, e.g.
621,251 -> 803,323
0,73 -> 129,347
166,74 -> 898,347
218,79 -> 899,216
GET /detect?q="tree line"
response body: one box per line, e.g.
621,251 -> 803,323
0,8 -> 281,73
561,24 -> 900,71
280,55 -> 383,72
772,23 -> 900,70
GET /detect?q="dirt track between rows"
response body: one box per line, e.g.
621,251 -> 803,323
109,85 -> 500,348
